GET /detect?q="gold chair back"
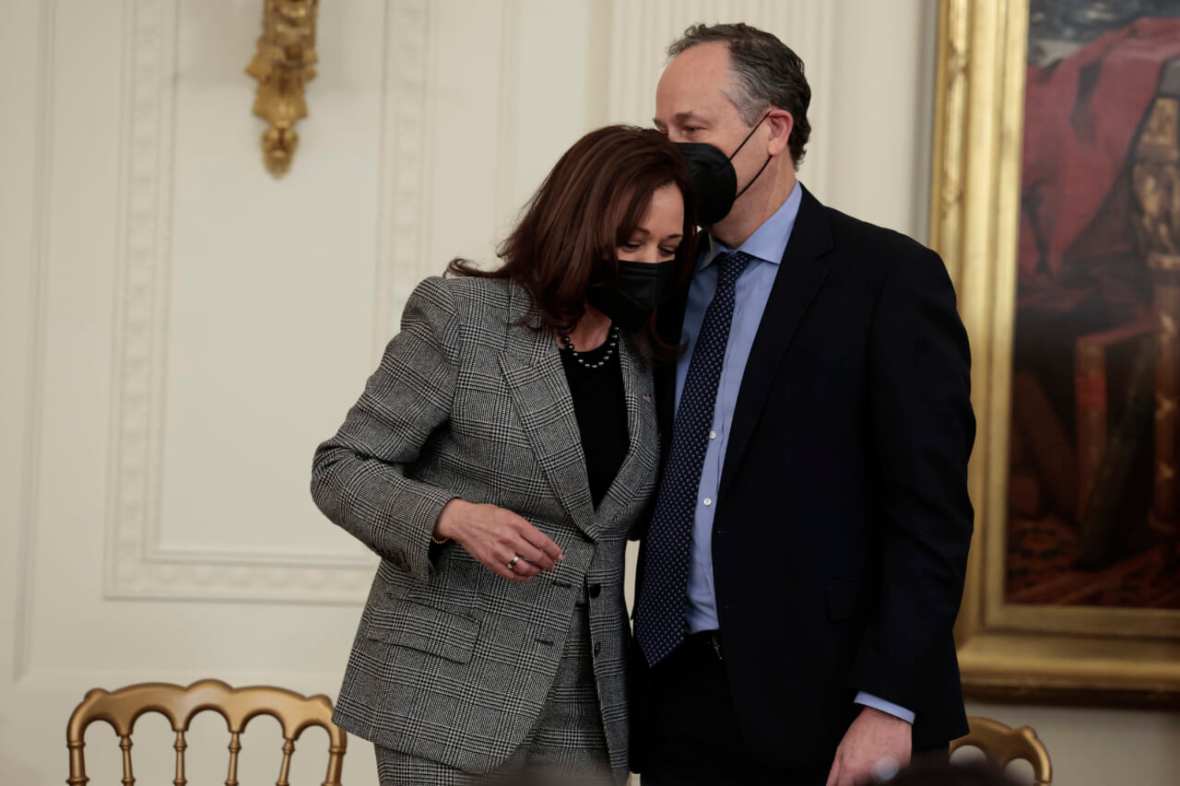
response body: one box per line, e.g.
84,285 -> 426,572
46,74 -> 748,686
66,678 -> 346,786
950,715 -> 1052,785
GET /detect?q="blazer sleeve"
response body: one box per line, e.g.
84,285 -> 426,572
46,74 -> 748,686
310,276 -> 461,583
851,247 -> 976,712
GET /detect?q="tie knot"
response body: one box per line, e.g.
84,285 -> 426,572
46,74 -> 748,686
717,251 -> 752,287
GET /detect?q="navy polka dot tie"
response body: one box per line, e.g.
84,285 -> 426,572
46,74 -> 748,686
635,251 -> 752,667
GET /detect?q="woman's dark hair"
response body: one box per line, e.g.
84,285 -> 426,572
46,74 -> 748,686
448,125 -> 698,349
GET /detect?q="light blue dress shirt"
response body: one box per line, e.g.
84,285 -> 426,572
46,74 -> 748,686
674,182 -> 914,724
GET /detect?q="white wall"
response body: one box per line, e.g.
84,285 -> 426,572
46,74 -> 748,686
1,1 -> 1175,785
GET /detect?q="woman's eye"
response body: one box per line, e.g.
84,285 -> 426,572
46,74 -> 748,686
660,247 -> 679,256
621,241 -> 642,250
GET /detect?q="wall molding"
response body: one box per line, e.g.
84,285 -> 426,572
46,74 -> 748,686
103,0 -> 432,604
12,0 -> 58,681
372,0 -> 433,353
15,666 -> 349,693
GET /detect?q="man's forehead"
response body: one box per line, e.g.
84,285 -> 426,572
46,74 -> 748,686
654,87 -> 733,125
656,45 -> 734,115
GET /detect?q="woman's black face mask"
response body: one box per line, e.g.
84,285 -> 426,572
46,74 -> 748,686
587,259 -> 678,332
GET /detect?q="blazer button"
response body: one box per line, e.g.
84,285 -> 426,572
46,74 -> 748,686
589,583 -> 602,599
594,641 -> 602,657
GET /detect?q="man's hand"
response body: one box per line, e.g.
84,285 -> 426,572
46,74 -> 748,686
826,706 -> 912,786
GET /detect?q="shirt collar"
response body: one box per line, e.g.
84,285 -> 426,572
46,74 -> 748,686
700,181 -> 803,270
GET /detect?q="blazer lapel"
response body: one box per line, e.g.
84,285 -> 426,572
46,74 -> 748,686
594,334 -> 660,530
497,283 -> 598,539
719,186 -> 835,499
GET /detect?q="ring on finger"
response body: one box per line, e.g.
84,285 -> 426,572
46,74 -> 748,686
506,555 -> 522,571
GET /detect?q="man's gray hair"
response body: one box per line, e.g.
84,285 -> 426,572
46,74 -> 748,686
668,22 -> 812,165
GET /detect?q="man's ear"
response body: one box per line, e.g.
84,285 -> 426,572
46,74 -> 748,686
767,109 -> 794,157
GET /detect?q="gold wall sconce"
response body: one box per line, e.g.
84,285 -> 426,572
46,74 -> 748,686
246,0 -> 320,177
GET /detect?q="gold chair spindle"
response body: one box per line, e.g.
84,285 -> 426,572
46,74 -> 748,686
226,731 -> 242,786
276,738 -> 296,786
173,729 -> 188,786
322,741 -> 345,786
66,738 -> 88,786
119,734 -> 135,786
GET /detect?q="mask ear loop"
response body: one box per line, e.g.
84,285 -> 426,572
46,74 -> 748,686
728,111 -> 774,201
728,111 -> 771,161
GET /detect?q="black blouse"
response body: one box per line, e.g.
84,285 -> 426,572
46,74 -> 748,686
559,340 -> 630,508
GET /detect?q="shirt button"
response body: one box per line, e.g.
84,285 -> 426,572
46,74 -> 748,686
709,431 -> 717,440
703,498 -> 713,507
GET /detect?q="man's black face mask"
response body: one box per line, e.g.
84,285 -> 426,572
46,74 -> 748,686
675,112 -> 772,225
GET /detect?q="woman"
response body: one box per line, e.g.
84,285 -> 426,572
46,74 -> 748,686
310,125 -> 696,785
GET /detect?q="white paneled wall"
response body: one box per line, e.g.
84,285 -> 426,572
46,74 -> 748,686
0,2 -> 597,782
1,2 -> 1173,785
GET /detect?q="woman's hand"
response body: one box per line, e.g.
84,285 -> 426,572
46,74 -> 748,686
435,499 -> 565,582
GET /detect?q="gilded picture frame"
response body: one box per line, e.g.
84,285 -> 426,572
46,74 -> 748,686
931,0 -> 1180,707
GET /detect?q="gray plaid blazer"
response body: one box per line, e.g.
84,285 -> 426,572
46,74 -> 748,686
310,275 -> 661,773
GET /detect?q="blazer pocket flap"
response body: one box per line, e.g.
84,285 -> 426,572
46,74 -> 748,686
365,600 -> 480,663
826,579 -> 860,621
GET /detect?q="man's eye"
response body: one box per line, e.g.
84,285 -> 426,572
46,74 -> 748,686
683,126 -> 701,133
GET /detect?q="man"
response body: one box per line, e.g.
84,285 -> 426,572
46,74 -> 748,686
632,23 -> 976,786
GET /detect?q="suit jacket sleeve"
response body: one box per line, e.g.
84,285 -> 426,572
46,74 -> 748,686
852,247 -> 976,711
310,276 -> 460,582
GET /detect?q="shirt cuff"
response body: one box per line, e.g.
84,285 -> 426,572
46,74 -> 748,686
854,691 -> 915,724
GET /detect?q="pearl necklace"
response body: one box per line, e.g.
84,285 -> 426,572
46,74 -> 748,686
560,325 -> 620,370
